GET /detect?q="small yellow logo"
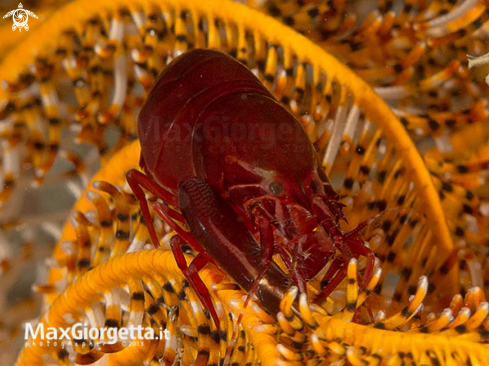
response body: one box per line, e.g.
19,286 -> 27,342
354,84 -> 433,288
3,3 -> 38,32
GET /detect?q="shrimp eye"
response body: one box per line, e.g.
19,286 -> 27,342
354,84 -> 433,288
269,181 -> 284,195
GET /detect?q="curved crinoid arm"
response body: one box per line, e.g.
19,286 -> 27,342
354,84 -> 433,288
276,270 -> 489,365
18,249 -> 244,366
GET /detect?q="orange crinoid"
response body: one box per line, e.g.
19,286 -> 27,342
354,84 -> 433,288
1,0 -> 489,365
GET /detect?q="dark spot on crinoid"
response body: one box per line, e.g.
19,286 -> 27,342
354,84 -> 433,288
162,282 -> 175,293
373,322 -> 386,329
377,171 -> 387,184
77,258 -> 91,268
220,330 -> 228,341
401,267 -> 412,281
58,349 -> 69,360
307,7 -> 319,18
343,177 -> 354,190
346,302 -> 356,312
359,165 -> 370,175
211,330 -> 220,343
283,15 -> 295,26
268,4 -> 281,17
355,145 -> 365,155
462,204 -> 473,214
407,285 -> 417,295
397,195 -> 406,205
428,118 -> 440,131
147,303 -> 160,315
386,251 -> 396,263
441,181 -> 453,192
479,328 -> 489,339
198,349 -> 210,357
115,229 -> 130,240
132,291 -> 145,301
104,318 -> 120,328
454,226 -> 464,237
376,199 -> 387,211
198,324 -> 212,335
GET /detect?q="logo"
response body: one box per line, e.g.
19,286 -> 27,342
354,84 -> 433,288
3,3 -> 37,32
24,322 -> 170,348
